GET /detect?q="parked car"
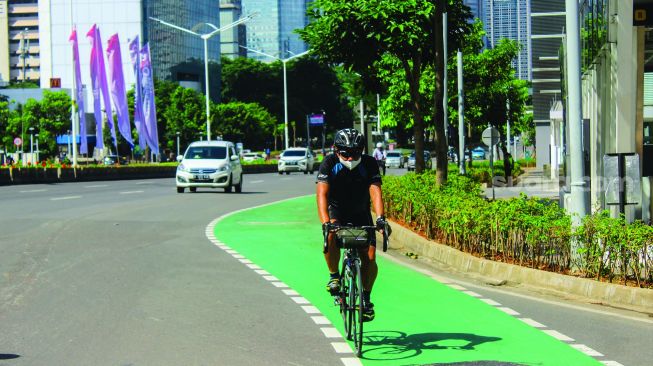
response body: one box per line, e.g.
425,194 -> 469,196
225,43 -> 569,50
242,152 -> 265,162
471,146 -> 488,160
278,147 -> 315,174
175,140 -> 243,193
103,155 -> 127,165
385,151 -> 404,168
406,150 -> 433,171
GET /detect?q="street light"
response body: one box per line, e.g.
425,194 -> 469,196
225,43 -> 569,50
35,133 -> 39,162
240,45 -> 310,150
150,13 -> 257,142
28,127 -> 34,163
176,131 -> 181,157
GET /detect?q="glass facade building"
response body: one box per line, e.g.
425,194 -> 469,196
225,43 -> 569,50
483,0 -> 531,81
241,0 -> 307,60
47,0 -> 221,110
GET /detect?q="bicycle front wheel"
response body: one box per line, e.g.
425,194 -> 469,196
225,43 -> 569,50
340,262 -> 352,340
349,259 -> 364,356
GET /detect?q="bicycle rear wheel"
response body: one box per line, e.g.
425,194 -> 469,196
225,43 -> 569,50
349,259 -> 364,356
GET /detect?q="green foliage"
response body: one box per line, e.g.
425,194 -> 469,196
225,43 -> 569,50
211,102 -> 276,150
575,212 -> 653,287
383,172 -> 652,287
162,86 -> 206,148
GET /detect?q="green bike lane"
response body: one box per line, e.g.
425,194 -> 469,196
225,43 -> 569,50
213,195 -> 602,366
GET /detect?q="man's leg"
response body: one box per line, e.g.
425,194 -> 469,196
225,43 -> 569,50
324,219 -> 341,293
359,244 -> 377,321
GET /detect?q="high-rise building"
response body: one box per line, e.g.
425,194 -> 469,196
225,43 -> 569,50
241,0 -> 307,60
42,0 -> 220,106
463,0 -> 483,22
220,0 -> 246,59
530,0 -> 565,168
0,0 -> 41,85
483,0 -> 531,81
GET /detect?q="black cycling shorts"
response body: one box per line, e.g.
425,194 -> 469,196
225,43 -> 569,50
328,205 -> 376,246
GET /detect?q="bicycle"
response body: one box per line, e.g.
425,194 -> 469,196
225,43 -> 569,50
322,222 -> 389,357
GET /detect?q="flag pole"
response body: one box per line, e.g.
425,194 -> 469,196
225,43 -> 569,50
70,2 -> 78,167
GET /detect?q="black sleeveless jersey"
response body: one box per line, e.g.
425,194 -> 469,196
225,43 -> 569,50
316,154 -> 382,213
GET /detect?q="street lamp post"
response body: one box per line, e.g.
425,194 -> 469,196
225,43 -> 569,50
35,134 -> 39,162
240,46 -> 310,150
150,13 -> 257,142
176,131 -> 181,157
28,127 -> 34,163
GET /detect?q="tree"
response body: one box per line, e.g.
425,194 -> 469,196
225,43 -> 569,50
210,102 -> 276,150
300,0 -> 472,181
163,86 -> 205,149
21,91 -> 72,158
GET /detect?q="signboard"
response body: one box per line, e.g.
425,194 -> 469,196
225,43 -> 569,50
481,127 -> 500,147
309,114 -> 324,126
634,1 -> 653,26
13,137 -> 22,146
50,78 -> 61,88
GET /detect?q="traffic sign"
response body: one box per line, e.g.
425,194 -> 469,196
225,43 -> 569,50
482,127 -> 500,147
13,137 -> 22,146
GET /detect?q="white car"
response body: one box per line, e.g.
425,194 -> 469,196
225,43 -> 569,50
176,141 -> 243,193
242,152 -> 265,162
385,151 -> 404,168
278,147 -> 315,174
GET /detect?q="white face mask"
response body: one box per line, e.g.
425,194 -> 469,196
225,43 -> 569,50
339,156 -> 361,170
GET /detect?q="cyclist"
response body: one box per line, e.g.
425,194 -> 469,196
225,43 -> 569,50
316,128 -> 388,322
372,142 -> 386,176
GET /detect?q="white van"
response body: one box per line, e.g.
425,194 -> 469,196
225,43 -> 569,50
175,141 -> 243,193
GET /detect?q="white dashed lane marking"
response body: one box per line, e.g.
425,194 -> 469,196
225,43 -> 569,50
311,316 -> 331,325
320,328 -> 342,338
331,342 -> 353,354
542,329 -> 575,342
249,180 -> 264,184
120,190 -> 144,195
20,189 -> 47,193
571,344 -> 604,357
51,195 -> 81,201
519,318 -> 547,328
84,185 -> 108,188
341,357 -> 363,366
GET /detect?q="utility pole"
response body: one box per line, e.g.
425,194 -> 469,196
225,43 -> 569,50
565,0 -> 588,225
20,28 -> 29,82
443,12 -> 448,145
457,50 -> 465,175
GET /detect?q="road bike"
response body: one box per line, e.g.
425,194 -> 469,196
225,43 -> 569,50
323,222 -> 389,357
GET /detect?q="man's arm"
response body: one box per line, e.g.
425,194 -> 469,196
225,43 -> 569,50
369,182 -> 384,218
316,182 -> 330,224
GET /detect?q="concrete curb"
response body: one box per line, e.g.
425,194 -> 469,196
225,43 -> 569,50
388,219 -> 653,314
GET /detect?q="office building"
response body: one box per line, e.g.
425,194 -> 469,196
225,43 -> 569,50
530,0 -> 565,168
43,0 -> 220,107
463,0 -> 483,22
0,0 -> 41,85
220,0 -> 246,59
483,0 -> 531,81
241,0 -> 307,60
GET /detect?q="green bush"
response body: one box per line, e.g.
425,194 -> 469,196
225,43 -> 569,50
383,172 -> 652,287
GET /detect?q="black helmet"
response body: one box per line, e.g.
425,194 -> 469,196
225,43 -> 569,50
333,128 -> 365,152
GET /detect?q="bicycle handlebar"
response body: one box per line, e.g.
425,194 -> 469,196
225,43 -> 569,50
322,223 -> 389,254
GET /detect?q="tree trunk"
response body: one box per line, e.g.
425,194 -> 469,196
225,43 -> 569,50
403,58 -> 425,173
433,0 -> 448,186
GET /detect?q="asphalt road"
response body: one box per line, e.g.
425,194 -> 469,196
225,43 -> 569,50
1,168 -> 651,366
0,173 -> 337,366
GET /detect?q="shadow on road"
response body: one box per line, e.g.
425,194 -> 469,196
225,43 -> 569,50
362,330 -> 502,361
0,354 -> 20,360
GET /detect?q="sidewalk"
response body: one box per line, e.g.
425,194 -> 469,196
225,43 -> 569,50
485,167 -> 560,199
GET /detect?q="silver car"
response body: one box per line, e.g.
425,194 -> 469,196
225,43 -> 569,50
278,147 -> 316,174
175,141 -> 243,193
406,151 -> 433,171
385,151 -> 404,168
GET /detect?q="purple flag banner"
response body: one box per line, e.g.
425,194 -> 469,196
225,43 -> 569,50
140,43 -> 159,154
86,24 -> 103,150
95,26 -> 116,149
69,27 -> 88,154
106,33 -> 133,147
128,36 -> 147,151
